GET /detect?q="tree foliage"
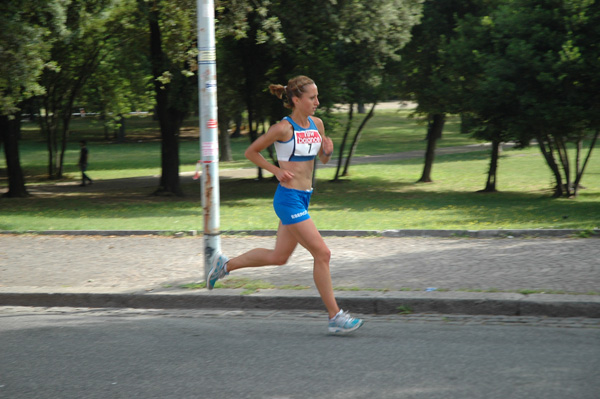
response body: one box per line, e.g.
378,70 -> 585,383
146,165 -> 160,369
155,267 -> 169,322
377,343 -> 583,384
0,1 -> 66,115
36,0 -> 140,179
80,17 -> 154,141
448,0 -> 599,197
0,0 -> 68,197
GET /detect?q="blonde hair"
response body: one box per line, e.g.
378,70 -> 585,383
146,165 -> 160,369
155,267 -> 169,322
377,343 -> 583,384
269,75 -> 315,109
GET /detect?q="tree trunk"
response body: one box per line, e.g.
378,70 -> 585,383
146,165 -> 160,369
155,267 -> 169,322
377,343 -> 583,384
572,129 -> 599,197
537,133 -> 563,198
149,7 -> 182,196
0,113 -> 29,197
217,118 -> 233,162
46,127 -> 58,179
575,138 -> 582,185
102,113 -> 110,141
230,113 -> 242,138
57,112 -> 72,179
555,135 -> 572,197
479,140 -> 500,192
342,103 -> 376,176
156,109 -> 183,196
245,115 -> 262,180
117,114 -> 126,143
217,106 -> 233,162
40,97 -> 59,179
417,113 -> 445,183
332,104 -> 354,181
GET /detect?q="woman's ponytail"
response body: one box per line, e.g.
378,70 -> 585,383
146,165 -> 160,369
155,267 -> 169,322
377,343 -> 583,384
269,76 -> 314,109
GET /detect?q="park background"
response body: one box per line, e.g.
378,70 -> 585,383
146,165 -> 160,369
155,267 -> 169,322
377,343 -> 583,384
1,0 -> 599,233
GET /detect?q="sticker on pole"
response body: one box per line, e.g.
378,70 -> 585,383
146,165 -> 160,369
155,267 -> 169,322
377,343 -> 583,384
199,47 -> 216,64
207,119 -> 218,129
205,80 -> 217,92
202,141 -> 218,158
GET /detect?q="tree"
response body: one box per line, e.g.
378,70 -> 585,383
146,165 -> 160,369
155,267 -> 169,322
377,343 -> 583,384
138,0 -> 198,196
444,1 -> 522,192
520,0 -> 600,197
330,0 -> 424,180
398,0 -> 482,183
459,113 -> 516,192
0,0 -> 66,197
37,0 -> 139,179
449,0 -> 599,197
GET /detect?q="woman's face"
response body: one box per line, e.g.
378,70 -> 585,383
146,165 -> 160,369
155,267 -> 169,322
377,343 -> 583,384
294,83 -> 319,115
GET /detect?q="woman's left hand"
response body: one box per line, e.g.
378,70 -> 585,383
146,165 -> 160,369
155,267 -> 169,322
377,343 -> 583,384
322,136 -> 333,156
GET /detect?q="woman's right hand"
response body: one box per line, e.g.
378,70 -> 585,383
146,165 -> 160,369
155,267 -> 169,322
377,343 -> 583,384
275,168 -> 295,183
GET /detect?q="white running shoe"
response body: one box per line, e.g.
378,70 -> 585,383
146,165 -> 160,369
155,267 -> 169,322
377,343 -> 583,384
206,252 -> 229,290
328,310 -> 364,334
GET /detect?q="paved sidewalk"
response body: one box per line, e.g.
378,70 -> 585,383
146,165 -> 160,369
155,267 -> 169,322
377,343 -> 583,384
1,233 -> 599,317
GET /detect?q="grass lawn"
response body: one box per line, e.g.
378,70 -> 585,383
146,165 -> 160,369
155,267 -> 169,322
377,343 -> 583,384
10,109 -> 475,181
1,109 -> 599,232
219,146 -> 600,231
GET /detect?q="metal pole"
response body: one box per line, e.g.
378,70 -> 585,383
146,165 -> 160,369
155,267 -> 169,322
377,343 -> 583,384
197,0 -> 220,278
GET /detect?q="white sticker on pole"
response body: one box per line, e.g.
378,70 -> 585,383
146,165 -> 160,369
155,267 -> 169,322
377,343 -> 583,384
202,141 -> 218,158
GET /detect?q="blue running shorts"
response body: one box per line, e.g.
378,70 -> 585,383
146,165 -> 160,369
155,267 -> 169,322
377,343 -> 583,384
273,184 -> 313,225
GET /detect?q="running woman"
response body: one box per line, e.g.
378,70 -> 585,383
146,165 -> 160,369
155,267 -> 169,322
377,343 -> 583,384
207,75 -> 363,334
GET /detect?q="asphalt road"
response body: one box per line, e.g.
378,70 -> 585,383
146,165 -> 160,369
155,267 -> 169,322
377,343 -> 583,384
1,307 -> 599,399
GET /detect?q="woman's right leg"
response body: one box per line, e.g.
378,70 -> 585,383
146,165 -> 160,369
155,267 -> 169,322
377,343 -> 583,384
226,222 -> 298,272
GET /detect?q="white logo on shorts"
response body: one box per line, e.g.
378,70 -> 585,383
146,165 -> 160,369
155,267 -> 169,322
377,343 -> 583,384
291,210 -> 308,219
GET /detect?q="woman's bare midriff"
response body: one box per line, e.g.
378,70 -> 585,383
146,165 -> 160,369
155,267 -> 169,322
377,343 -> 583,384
279,160 -> 315,191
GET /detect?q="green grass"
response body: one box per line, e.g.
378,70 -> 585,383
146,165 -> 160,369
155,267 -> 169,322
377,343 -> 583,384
1,110 -> 599,232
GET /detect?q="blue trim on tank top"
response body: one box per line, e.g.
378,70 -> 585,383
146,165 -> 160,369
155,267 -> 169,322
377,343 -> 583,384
288,154 -> 315,161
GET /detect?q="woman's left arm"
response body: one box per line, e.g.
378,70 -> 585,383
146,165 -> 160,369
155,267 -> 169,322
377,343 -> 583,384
315,117 -> 333,164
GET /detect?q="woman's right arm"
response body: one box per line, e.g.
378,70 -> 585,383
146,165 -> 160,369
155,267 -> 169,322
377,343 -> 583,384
244,123 -> 295,183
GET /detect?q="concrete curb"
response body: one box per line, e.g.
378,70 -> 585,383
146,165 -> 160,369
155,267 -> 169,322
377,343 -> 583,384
1,290 -> 598,318
1,229 -> 598,238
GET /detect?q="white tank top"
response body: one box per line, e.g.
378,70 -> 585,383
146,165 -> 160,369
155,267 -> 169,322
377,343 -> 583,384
274,116 -> 322,162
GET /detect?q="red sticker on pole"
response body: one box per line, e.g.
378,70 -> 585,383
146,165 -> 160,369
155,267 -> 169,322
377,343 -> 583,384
207,119 -> 218,129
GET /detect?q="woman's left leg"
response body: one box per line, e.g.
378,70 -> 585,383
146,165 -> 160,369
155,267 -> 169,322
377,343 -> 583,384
283,218 -> 340,318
